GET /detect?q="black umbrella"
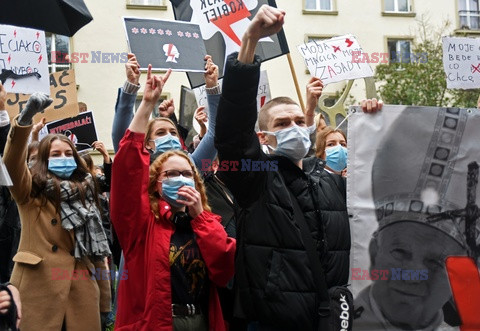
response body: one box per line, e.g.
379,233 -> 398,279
0,0 -> 93,37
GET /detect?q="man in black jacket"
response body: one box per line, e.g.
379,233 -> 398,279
215,6 -> 381,330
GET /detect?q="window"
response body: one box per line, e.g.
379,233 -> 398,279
459,0 -> 480,30
305,0 -> 333,11
126,0 -> 167,9
387,39 -> 412,63
46,33 -> 71,73
385,0 -> 411,12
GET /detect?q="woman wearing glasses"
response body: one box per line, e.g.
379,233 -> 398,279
110,66 -> 235,331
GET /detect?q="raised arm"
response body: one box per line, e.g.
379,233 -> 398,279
112,53 -> 141,152
190,55 -> 220,170
3,92 -> 52,204
305,77 -> 323,127
214,6 -> 285,205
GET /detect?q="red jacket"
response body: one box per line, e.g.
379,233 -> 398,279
111,130 -> 236,331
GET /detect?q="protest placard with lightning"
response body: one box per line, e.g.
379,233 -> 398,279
0,24 -> 49,94
170,0 -> 289,88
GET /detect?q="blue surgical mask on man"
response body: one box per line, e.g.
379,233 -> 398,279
48,156 -> 77,179
161,176 -> 195,208
151,133 -> 182,155
264,125 -> 311,161
325,145 -> 348,172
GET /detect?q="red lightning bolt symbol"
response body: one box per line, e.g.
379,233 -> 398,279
13,30 -> 16,38
211,0 -> 251,46
7,54 -> 11,64
36,32 -> 40,39
11,80 -> 16,89
38,54 -> 43,64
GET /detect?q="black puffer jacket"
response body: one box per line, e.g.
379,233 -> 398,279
303,157 -> 350,287
215,53 -> 349,329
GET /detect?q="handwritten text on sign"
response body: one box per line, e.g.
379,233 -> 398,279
297,35 -> 373,85
442,36 -> 480,89
0,24 -> 50,94
5,69 -> 79,123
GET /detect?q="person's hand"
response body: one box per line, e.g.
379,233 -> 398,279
158,99 -> 175,118
32,117 -> 46,135
306,77 -> 323,116
92,141 -> 111,164
361,98 -> 383,113
194,106 -> 207,137
126,53 -> 141,85
204,55 -> 218,88
177,185 -> 203,219
142,65 -> 171,104
0,290 -> 11,314
0,83 -> 6,110
7,285 -> 21,329
245,5 -> 285,42
18,93 -> 53,126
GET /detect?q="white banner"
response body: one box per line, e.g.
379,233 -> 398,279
442,36 -> 480,89
0,24 -> 50,94
297,34 -> 373,85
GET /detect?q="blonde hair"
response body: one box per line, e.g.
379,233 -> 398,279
148,150 -> 210,219
144,117 -> 178,147
315,126 -> 347,158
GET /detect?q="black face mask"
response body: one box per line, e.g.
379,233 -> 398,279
171,211 -> 193,232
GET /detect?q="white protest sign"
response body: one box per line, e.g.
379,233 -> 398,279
257,70 -> 271,110
297,35 -> 373,84
0,24 -> 50,94
442,36 -> 480,89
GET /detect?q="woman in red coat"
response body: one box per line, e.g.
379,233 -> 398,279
110,66 -> 235,331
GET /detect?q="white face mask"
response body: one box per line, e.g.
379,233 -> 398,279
263,125 -> 312,161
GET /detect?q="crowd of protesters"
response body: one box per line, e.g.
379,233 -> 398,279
0,6 -> 389,331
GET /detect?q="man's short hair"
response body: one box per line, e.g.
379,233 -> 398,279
258,97 -> 298,131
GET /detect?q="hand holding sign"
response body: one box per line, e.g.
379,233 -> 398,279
125,53 -> 141,85
204,55 -> 218,88
306,77 -> 324,115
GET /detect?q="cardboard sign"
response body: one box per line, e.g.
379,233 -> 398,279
123,17 -> 207,72
5,69 -> 79,122
297,35 -> 373,85
39,111 -> 98,152
0,24 -> 50,94
442,36 -> 480,89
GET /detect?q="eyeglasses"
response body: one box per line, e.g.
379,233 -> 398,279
159,169 -> 195,179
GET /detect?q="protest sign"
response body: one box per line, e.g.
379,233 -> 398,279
5,69 -> 79,122
348,105 -> 480,330
297,35 -> 373,85
123,17 -> 207,72
39,111 -> 98,152
170,0 -> 289,88
0,24 -> 50,94
442,36 -> 480,89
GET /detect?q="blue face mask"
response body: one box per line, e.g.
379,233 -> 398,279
161,176 -> 195,208
48,156 -> 77,179
151,133 -> 182,154
264,125 -> 311,161
325,145 -> 348,172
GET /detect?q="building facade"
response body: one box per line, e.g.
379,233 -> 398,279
56,0 -> 466,151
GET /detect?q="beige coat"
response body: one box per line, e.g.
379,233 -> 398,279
3,118 -> 110,331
